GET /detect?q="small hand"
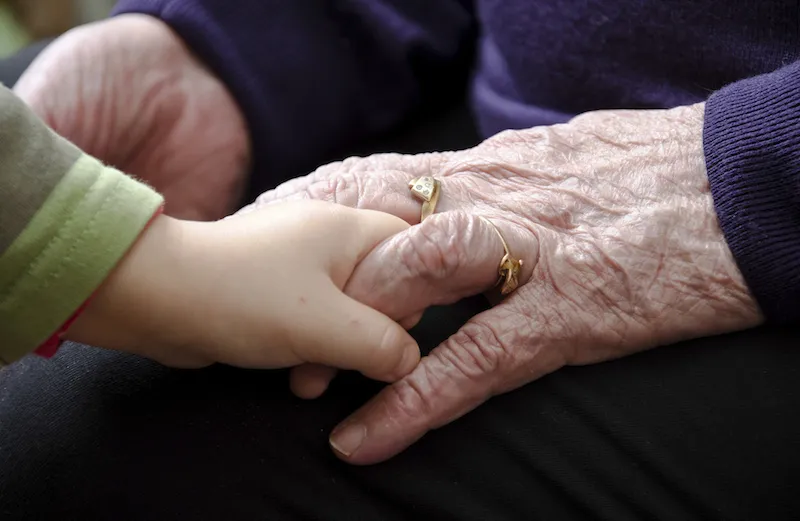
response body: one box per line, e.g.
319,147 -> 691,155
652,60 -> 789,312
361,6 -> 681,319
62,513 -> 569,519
14,14 -> 249,221
68,201 -> 420,383
245,104 -> 761,464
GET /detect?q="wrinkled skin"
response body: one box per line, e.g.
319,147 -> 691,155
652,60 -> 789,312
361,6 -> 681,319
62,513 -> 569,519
14,14 -> 249,221
242,103 -> 762,464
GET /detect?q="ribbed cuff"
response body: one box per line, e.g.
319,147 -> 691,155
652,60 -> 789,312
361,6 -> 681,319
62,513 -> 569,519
0,156 -> 164,364
704,62 -> 800,323
32,206 -> 164,360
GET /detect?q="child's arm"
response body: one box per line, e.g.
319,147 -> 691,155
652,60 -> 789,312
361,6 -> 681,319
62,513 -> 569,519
0,84 -> 163,365
66,201 -> 420,381
0,86 -> 419,382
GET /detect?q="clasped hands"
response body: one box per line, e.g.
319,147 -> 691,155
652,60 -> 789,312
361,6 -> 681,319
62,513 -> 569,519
237,105 -> 762,464
16,14 -> 762,466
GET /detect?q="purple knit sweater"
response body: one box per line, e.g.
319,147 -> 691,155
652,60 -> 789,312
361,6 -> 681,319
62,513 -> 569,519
113,0 -> 800,324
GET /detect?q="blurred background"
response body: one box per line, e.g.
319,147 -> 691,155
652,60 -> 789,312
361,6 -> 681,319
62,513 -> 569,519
0,0 -> 114,57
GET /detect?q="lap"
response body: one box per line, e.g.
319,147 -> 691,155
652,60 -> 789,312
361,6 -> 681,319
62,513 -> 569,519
1,297 -> 799,520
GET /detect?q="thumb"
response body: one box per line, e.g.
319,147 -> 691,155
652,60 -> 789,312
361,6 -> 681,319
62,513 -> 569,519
288,310 -> 424,400
287,205 -> 419,382
328,305 -> 563,464
298,286 -> 421,382
327,315 -> 500,464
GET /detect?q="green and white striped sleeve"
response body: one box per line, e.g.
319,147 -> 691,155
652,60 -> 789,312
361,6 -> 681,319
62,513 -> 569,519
0,85 -> 163,365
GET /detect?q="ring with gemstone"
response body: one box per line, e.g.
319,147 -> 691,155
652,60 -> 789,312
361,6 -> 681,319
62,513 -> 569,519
408,176 -> 441,222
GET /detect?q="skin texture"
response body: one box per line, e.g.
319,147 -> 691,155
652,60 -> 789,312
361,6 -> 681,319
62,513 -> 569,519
14,15 -> 248,221
16,16 -> 760,465
243,103 -> 763,464
67,201 -> 420,384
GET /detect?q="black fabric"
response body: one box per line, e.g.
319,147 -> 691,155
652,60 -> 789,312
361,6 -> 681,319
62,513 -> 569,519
2,45 -> 800,521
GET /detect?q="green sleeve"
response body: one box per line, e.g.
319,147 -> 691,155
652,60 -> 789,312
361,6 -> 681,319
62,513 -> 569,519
0,85 -> 164,365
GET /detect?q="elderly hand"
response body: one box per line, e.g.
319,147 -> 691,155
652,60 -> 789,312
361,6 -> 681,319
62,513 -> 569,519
14,14 -> 249,221
243,103 -> 762,464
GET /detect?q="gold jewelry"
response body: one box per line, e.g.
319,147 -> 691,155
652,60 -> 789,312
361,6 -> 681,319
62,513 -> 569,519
408,176 -> 441,222
480,217 -> 524,295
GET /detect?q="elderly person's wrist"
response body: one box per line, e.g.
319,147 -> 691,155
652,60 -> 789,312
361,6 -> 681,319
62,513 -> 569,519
703,63 -> 800,324
666,103 -> 762,338
657,102 -> 762,335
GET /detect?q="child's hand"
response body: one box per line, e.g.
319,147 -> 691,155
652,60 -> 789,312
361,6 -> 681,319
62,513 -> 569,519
67,201 -> 420,382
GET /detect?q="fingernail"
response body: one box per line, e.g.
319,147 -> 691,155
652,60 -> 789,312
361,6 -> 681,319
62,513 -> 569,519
398,343 -> 419,376
330,422 -> 366,457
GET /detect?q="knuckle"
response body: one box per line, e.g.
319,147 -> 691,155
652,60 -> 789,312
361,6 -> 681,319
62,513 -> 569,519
310,159 -> 344,180
486,128 -> 527,146
385,366 -> 439,420
256,175 -> 314,205
358,152 -> 430,174
313,154 -> 377,178
339,155 -> 369,172
401,214 -> 473,280
445,321 -> 515,377
330,174 -> 354,206
481,128 -> 546,150
303,172 -> 360,205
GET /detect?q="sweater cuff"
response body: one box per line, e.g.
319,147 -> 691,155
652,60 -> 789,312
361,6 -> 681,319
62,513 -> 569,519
703,62 -> 800,323
0,155 -> 164,364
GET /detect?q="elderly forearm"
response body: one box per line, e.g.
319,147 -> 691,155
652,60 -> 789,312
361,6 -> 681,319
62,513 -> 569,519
704,61 -> 800,323
0,85 -> 163,365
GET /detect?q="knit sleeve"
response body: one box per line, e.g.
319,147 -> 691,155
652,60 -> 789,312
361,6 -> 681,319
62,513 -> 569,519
0,85 -> 163,364
111,0 -> 476,194
703,61 -> 800,323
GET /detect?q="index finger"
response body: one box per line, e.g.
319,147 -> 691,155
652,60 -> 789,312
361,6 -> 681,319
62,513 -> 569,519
344,211 -> 538,321
243,170 -> 423,223
238,151 -> 452,220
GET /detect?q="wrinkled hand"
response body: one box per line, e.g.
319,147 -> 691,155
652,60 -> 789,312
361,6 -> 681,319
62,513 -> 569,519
14,14 -> 249,221
242,103 -> 762,464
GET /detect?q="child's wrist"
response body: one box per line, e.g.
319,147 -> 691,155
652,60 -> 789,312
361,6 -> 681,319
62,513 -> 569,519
65,215 -> 211,367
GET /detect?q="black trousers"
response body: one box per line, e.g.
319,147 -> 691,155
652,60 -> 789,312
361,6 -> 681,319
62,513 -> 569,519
2,47 -> 800,521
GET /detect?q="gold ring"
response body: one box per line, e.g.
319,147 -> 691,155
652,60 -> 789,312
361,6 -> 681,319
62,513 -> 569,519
408,176 -> 441,222
480,217 -> 524,295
